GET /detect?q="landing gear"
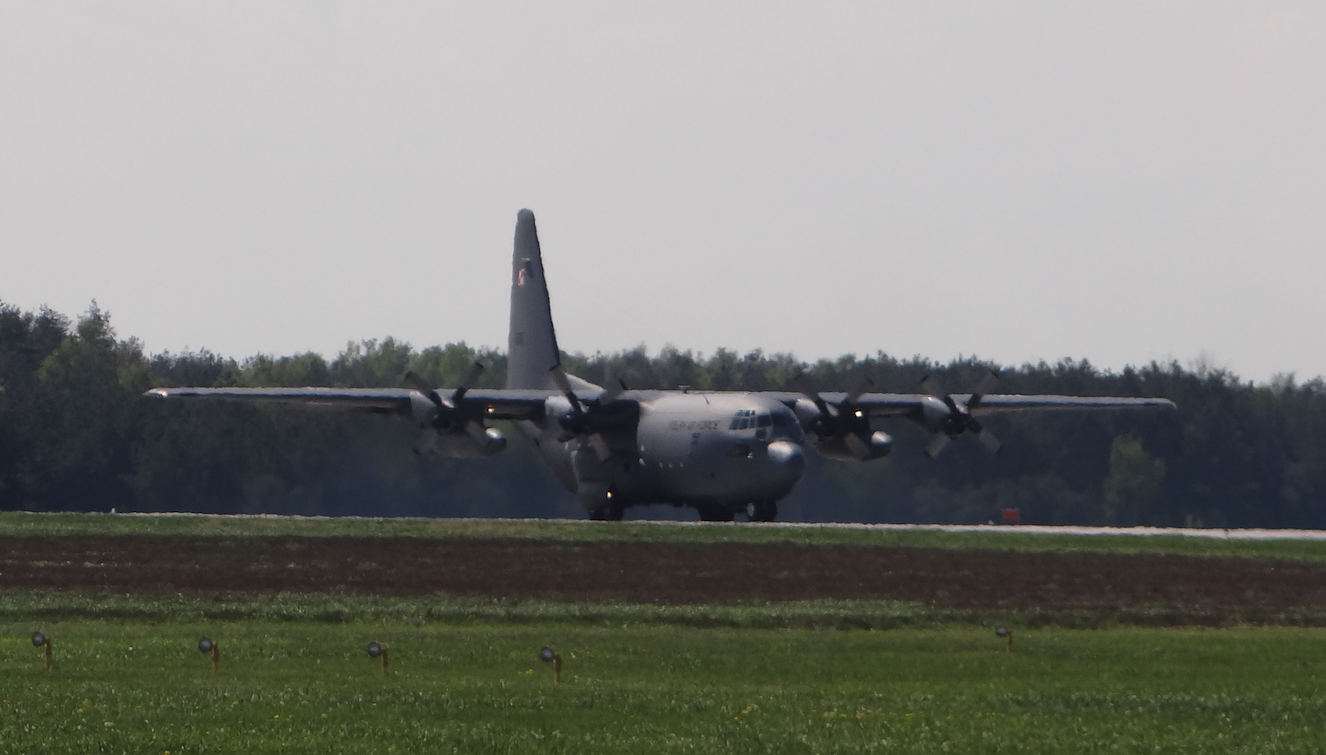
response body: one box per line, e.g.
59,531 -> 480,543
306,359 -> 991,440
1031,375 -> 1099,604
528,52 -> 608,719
745,501 -> 778,523
588,502 -> 625,521
696,504 -> 735,522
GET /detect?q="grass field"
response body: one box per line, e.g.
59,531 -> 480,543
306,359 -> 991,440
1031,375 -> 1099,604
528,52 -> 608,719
3,620 -> 1324,754
5,512 -> 1326,752
7,511 -> 1326,561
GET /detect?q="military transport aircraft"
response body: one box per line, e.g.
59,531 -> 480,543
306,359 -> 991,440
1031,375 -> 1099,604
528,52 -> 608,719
146,210 -> 1175,522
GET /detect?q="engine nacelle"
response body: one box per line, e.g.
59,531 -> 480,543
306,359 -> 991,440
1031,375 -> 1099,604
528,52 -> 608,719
814,430 -> 893,461
919,395 -> 958,434
793,397 -> 822,429
543,394 -> 574,424
430,426 -> 507,458
410,391 -> 439,426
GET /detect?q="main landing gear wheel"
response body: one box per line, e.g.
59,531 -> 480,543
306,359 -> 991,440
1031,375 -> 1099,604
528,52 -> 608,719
745,501 -> 778,523
696,504 -> 735,522
588,503 -> 624,521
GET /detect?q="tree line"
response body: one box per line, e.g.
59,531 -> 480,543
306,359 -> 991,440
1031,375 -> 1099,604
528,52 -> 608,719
2,300 -> 1324,527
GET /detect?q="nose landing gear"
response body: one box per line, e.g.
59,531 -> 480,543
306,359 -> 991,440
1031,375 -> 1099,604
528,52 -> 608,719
695,501 -> 778,522
695,504 -> 735,522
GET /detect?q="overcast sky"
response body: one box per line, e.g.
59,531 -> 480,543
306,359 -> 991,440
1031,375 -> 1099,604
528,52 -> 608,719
2,2 -> 1323,383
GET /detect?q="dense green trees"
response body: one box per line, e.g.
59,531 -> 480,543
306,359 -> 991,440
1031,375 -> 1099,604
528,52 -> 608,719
2,299 -> 1324,526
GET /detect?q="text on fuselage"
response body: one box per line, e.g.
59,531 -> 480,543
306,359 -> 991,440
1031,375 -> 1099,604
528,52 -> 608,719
668,419 -> 721,431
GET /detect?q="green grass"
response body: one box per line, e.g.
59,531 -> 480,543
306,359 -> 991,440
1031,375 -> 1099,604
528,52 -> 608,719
0,592 -> 951,629
5,514 -> 1325,750
6,591 -> 1326,632
3,620 -> 1324,754
6,511 -> 1326,561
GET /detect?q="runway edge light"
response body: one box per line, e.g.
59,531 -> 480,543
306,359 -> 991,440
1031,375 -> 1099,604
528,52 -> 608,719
32,631 -> 52,669
368,642 -> 389,674
540,646 -> 562,683
198,636 -> 219,674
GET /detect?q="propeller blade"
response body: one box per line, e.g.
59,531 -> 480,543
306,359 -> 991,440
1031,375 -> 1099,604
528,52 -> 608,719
404,371 -> 443,407
976,427 -> 1002,454
412,428 -> 438,456
549,366 -> 574,396
549,366 -> 586,414
535,423 -> 562,448
846,374 -> 875,404
587,433 -> 612,462
549,367 -> 586,423
921,374 -> 945,399
925,433 -> 952,459
922,374 -> 961,414
794,372 -> 836,424
967,369 -> 1000,411
596,378 -> 628,407
463,420 -> 489,444
793,371 -> 821,402
843,432 -> 871,460
452,362 -> 485,402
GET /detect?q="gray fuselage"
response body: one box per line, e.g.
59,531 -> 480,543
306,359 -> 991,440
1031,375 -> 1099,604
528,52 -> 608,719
520,392 -> 807,510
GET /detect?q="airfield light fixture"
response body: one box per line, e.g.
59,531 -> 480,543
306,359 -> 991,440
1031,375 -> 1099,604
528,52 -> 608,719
198,636 -> 220,673
367,642 -> 389,674
32,631 -> 52,669
539,646 -> 562,683
996,625 -> 1013,652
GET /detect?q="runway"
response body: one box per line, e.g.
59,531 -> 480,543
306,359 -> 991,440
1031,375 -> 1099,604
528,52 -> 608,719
105,511 -> 1326,541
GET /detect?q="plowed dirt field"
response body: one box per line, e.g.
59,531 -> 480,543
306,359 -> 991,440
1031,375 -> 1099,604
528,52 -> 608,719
3,535 -> 1323,617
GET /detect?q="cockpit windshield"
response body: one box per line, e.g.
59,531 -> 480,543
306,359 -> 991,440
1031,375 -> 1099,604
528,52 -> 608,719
730,407 -> 804,442
728,409 -> 761,430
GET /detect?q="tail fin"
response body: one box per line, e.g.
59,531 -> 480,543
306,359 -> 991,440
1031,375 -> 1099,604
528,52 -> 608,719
507,209 -> 562,389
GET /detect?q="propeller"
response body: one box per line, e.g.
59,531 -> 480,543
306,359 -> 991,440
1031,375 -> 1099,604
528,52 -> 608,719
794,371 -> 875,460
404,362 -> 488,453
920,369 -> 1002,458
548,367 -> 627,462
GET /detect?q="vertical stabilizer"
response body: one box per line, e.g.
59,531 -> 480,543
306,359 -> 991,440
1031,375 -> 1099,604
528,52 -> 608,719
507,209 -> 562,389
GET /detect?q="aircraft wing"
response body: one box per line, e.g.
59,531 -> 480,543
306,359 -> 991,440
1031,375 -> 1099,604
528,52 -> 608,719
965,394 -> 1176,415
783,392 -> 1175,417
143,387 -> 558,421
145,386 -> 1175,421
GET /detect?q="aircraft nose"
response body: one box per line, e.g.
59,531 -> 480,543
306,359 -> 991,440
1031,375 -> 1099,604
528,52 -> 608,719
766,440 -> 806,479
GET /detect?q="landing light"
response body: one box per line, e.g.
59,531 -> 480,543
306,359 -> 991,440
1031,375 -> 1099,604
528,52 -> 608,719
995,626 -> 1013,652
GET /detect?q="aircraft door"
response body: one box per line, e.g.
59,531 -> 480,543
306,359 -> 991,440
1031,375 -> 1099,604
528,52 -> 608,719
685,426 -> 728,497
